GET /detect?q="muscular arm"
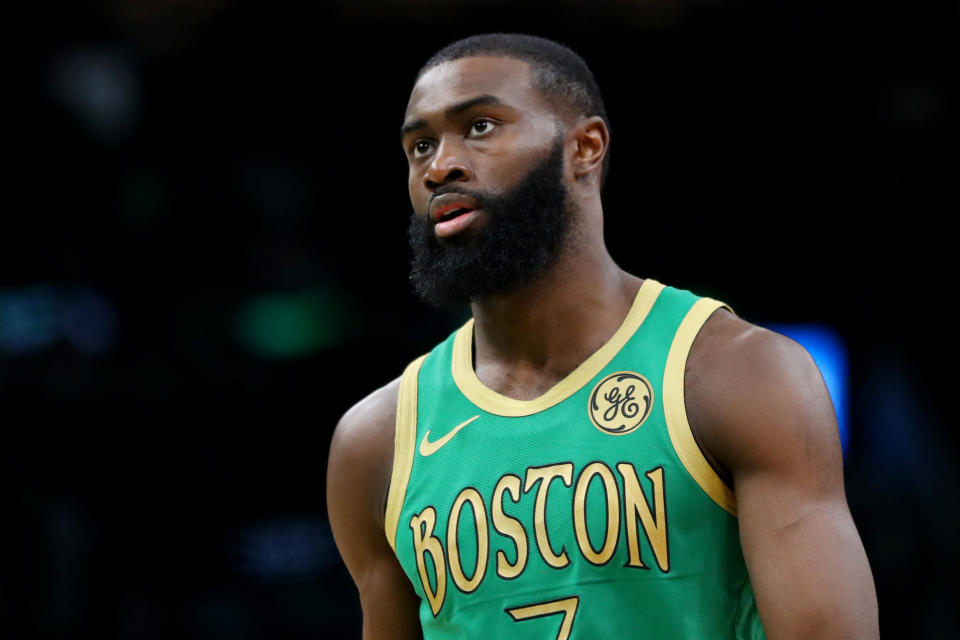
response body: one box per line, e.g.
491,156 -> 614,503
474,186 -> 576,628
327,379 -> 423,640
686,311 -> 879,639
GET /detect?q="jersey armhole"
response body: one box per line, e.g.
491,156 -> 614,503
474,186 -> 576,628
384,354 -> 427,552
662,298 -> 738,516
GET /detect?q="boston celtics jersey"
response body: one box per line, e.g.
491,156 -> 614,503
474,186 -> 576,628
384,280 -> 766,639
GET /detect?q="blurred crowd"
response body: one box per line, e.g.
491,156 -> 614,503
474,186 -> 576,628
4,0 -> 956,637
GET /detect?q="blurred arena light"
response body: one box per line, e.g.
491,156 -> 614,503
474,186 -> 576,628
226,516 -> 335,583
235,287 -> 356,359
768,324 -> 850,456
0,285 -> 118,356
45,47 -> 141,146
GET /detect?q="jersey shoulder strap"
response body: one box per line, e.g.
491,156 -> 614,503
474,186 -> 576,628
659,290 -> 736,514
384,353 -> 427,551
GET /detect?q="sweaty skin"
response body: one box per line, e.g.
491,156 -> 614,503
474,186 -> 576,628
327,55 -> 879,640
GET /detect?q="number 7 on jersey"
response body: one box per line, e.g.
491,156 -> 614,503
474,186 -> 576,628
505,596 -> 580,640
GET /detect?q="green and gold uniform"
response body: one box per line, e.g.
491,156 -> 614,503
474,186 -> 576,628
385,280 -> 766,639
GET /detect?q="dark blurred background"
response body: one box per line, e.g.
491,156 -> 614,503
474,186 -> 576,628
4,0 -> 957,637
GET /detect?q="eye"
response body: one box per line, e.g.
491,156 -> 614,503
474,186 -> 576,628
411,139 -> 434,158
467,118 -> 497,138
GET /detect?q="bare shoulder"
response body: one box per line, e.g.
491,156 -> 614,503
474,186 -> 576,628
328,376 -> 427,638
684,308 -> 843,480
332,377 -> 401,459
685,311 -> 878,637
328,377 -> 401,529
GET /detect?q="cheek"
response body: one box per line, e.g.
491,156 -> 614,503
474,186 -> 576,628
409,177 -> 430,214
479,149 -> 536,189
480,126 -> 555,182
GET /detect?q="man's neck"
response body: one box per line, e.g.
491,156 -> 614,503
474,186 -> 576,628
468,243 -> 642,401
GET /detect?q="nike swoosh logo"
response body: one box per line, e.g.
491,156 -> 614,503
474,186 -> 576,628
419,415 -> 481,457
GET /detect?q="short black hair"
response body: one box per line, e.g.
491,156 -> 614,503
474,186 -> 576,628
419,33 -> 611,186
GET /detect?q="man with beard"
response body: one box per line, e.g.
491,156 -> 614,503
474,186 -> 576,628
328,34 -> 878,640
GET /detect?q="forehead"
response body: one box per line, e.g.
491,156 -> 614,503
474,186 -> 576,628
405,56 -> 546,120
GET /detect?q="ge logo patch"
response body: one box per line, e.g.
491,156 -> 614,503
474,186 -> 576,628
588,371 -> 654,436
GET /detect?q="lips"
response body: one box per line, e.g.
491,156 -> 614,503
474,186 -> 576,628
427,192 -> 483,239
429,193 -> 479,223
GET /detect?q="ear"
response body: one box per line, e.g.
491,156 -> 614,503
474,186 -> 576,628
570,116 -> 609,182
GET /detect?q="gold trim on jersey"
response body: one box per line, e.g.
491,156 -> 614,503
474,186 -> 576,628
451,279 -> 666,417
662,298 -> 737,516
385,354 -> 427,552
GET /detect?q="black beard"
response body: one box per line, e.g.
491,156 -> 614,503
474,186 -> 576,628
407,140 -> 570,307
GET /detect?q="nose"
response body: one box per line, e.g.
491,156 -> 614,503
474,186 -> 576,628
424,138 -> 472,190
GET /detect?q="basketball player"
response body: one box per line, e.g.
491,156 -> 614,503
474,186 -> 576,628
327,34 -> 879,639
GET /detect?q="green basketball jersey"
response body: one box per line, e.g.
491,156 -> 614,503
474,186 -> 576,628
384,280 -> 766,639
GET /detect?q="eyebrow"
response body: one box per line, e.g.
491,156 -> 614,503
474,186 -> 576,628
400,94 -> 508,138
